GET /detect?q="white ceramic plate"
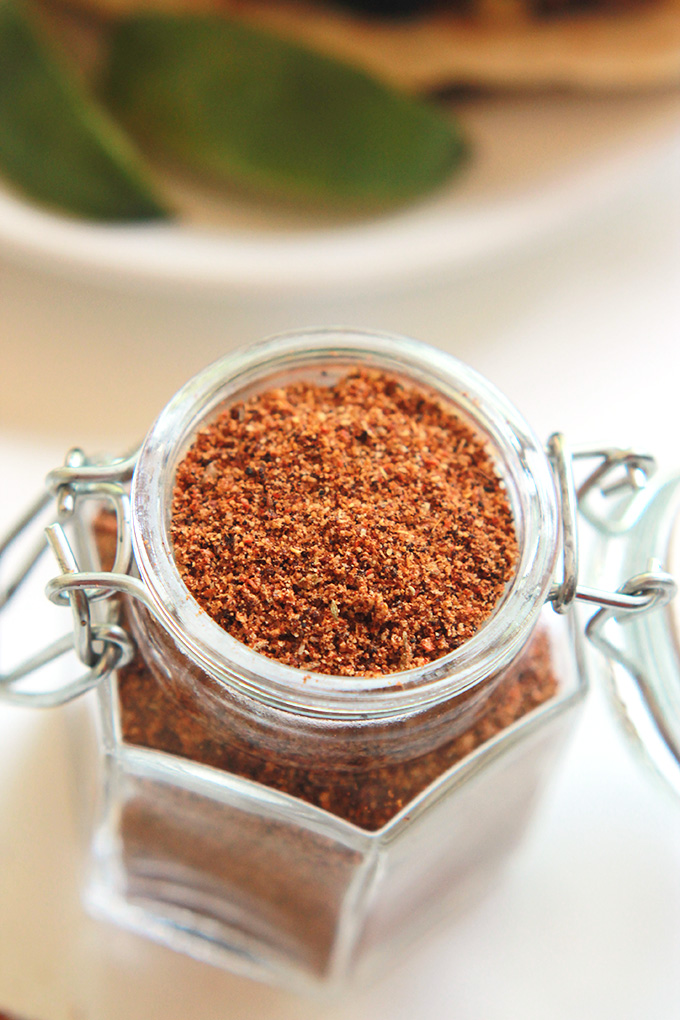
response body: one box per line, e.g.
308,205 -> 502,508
1,89 -> 680,295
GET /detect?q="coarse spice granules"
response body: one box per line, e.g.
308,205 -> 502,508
84,348 -> 572,983
110,629 -> 558,975
92,355 -> 559,832
170,368 -> 519,676
114,627 -> 557,829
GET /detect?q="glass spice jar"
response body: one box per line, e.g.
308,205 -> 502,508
0,328 -> 677,994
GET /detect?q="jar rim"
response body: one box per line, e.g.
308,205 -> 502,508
131,328 -> 560,719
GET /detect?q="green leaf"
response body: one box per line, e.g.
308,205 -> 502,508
0,0 -> 169,220
103,14 -> 467,208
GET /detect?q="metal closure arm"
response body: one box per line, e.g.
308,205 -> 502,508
0,490 -> 52,612
546,436 -> 676,670
0,448 -> 140,707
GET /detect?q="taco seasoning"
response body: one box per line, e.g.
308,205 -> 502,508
82,332 -> 584,990
171,368 -> 519,676
106,367 -> 557,830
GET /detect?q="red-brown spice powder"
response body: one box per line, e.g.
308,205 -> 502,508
86,370 -> 562,979
115,629 -> 557,830
95,368 -> 558,833
111,630 -> 557,976
170,369 -> 518,676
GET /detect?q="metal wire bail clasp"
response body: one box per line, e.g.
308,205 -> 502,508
546,436 -> 677,670
0,447 -> 140,707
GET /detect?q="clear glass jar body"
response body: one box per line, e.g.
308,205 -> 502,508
82,331 -> 588,992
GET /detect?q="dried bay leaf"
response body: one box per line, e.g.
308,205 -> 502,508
0,0 -> 169,220
103,13 -> 467,208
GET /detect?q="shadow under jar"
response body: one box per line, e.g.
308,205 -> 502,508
85,329 -> 586,992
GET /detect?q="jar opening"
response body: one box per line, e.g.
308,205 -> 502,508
131,329 -> 560,719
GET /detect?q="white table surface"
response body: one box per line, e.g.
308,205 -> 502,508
2,148 -> 680,1020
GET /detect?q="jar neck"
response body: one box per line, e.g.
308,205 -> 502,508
131,328 -> 560,721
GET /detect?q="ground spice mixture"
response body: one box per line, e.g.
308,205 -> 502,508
114,628 -> 557,830
93,369 -> 558,831
170,369 -> 518,676
86,364 -> 569,983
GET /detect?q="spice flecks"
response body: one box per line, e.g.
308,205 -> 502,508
171,369 -> 518,675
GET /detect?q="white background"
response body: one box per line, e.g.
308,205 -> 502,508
1,127 -> 680,1020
